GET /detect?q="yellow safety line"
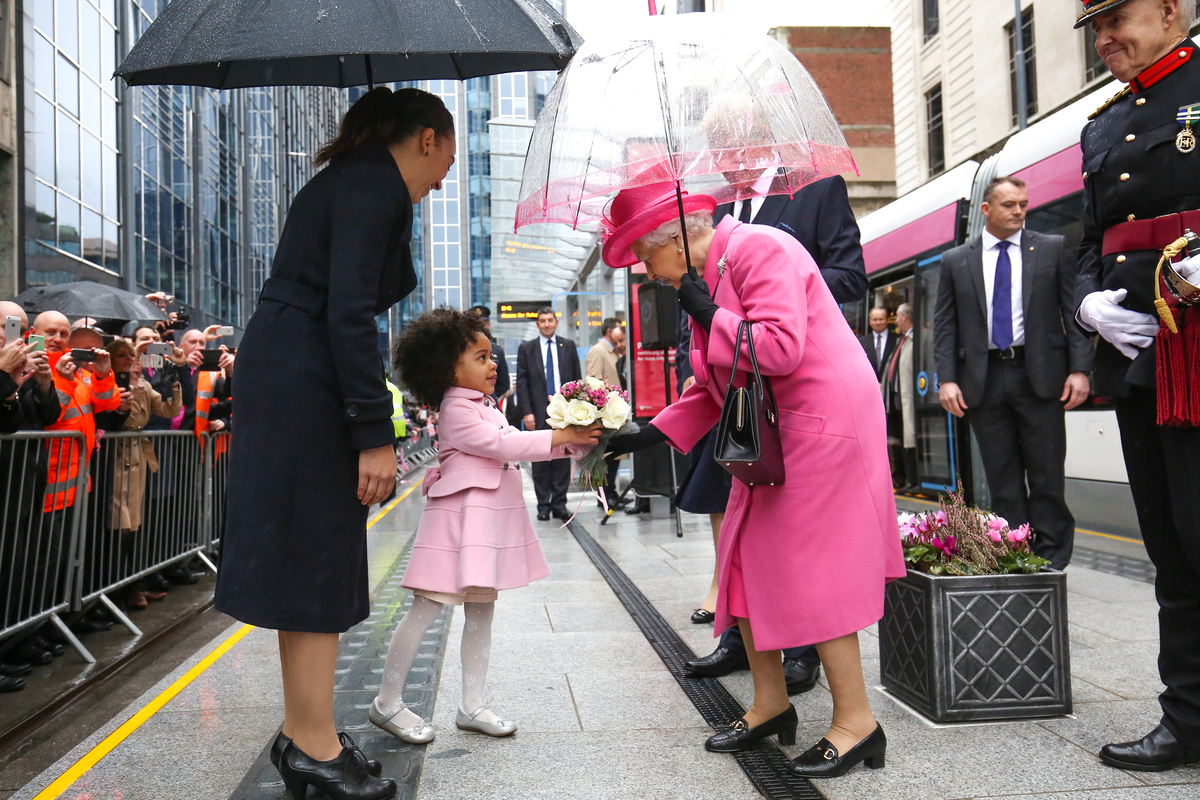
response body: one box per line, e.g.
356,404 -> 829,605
33,474 -> 426,800
893,492 -> 1144,544
33,623 -> 255,800
1076,527 -> 1143,545
367,475 -> 423,529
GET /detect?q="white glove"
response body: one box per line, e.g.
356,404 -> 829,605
1176,252 -> 1200,285
1077,289 -> 1160,360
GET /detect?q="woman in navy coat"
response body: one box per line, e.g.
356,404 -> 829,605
215,88 -> 455,799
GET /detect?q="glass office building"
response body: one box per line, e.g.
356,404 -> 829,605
21,0 -> 346,330
19,0 -> 592,341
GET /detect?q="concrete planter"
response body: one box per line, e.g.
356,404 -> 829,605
879,568 -> 1072,723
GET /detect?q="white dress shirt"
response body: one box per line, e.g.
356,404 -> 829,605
540,334 -> 561,394
873,330 -> 887,364
735,169 -> 777,222
981,228 -> 1025,348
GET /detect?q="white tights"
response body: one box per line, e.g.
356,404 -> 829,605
376,595 -> 498,727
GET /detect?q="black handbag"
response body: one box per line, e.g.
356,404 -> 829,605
712,321 -> 785,486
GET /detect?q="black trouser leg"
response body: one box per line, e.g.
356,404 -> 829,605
549,457 -> 570,513
1007,376 -> 1073,568
718,625 -> 819,664
532,461 -> 555,515
903,447 -> 919,487
603,454 -> 621,506
1117,388 -> 1200,751
967,362 -> 1032,529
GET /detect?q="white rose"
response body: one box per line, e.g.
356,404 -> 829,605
546,393 -> 572,429
584,376 -> 605,390
564,398 -> 598,426
599,391 -> 631,429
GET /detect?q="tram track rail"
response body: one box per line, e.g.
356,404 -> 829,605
566,518 -> 826,800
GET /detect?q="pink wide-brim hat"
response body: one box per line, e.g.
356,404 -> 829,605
600,182 -> 718,268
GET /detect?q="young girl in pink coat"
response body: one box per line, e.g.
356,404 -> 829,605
371,308 -> 600,744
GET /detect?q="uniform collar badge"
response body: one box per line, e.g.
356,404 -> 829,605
1177,103 -> 1200,154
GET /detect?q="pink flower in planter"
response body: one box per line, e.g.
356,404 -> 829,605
1009,524 -> 1031,544
932,535 -> 957,556
933,511 -> 947,527
987,517 -> 1007,544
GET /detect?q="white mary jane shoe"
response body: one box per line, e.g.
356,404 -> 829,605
369,697 -> 436,744
455,705 -> 518,737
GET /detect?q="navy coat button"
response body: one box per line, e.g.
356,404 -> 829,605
347,403 -> 360,417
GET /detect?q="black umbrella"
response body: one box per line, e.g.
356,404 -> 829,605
114,0 -> 583,89
13,282 -> 169,324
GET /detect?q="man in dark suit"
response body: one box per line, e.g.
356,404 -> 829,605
684,173 -> 868,695
934,176 -> 1093,569
516,307 -> 581,521
859,306 -> 899,380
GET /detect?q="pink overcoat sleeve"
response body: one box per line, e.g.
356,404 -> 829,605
438,398 -> 562,462
706,232 -> 808,377
649,382 -> 723,455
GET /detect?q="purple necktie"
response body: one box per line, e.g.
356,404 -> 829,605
992,241 -> 1013,351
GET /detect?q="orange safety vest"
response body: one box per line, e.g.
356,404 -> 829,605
44,353 -> 121,512
195,370 -> 230,460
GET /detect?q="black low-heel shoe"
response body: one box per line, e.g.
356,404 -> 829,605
704,705 -> 798,752
277,736 -> 396,800
691,609 -> 715,624
787,724 -> 887,778
271,732 -> 383,777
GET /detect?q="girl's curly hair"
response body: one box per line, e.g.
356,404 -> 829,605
392,307 -> 491,408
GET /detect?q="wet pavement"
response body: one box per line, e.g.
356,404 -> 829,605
2,465 -> 1197,800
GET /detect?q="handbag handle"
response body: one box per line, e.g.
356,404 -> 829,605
723,321 -> 779,427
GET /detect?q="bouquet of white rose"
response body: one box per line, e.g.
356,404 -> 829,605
546,376 -> 638,490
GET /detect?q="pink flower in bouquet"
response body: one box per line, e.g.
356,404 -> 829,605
1008,523 -> 1031,544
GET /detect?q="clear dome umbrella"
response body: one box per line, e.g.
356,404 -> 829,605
515,12 -> 857,239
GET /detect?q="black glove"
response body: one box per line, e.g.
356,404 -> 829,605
606,423 -> 667,456
677,268 -> 719,332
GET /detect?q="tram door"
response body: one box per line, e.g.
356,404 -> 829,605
911,255 -> 959,493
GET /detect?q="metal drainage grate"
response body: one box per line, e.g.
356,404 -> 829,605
229,531 -> 451,800
1072,546 -> 1156,585
567,519 -> 825,800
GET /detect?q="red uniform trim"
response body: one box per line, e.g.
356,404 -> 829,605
1130,46 -> 1192,93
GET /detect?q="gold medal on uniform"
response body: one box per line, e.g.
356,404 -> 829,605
1176,103 -> 1200,153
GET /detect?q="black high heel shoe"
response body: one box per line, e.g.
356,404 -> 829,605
787,724 -> 887,778
704,705 -> 797,752
271,732 -> 383,777
277,735 -> 396,800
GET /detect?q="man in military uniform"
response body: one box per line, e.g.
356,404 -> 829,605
468,304 -> 510,402
1075,0 -> 1200,771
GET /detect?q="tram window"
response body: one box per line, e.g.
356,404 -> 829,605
842,300 -> 866,337
1025,192 -> 1084,256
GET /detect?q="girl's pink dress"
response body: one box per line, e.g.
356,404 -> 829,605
401,387 -> 566,595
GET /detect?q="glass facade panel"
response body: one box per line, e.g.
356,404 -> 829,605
57,55 -> 78,117
56,0 -> 78,61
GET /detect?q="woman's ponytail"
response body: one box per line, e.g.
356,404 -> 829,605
314,87 -> 455,166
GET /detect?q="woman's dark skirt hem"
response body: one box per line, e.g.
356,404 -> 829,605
675,428 -> 733,515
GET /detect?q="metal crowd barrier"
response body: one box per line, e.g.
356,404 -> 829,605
0,432 -> 88,658
0,430 -> 227,663
2,426 -> 430,664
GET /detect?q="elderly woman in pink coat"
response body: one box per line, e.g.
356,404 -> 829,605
372,308 -> 601,747
607,182 -> 905,778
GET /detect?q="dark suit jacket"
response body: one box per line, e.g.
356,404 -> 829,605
491,339 -> 510,399
713,175 -> 868,305
859,329 -> 900,381
515,335 -> 582,430
933,229 -> 1094,408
